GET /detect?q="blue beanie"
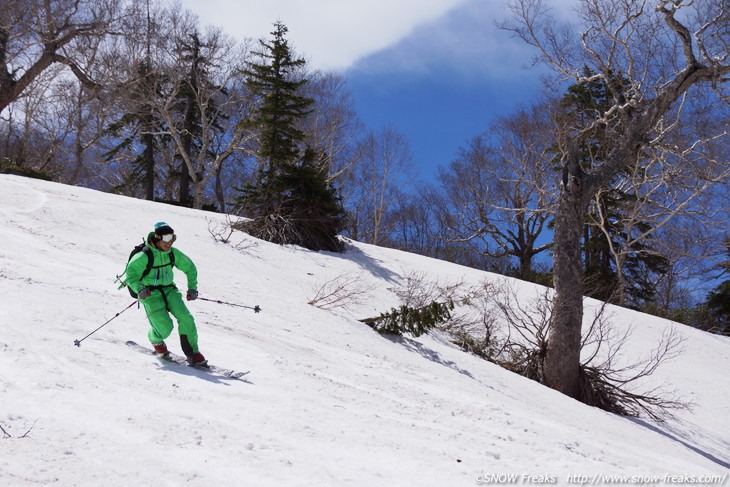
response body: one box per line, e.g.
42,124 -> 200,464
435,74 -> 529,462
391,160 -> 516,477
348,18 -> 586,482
154,221 -> 174,235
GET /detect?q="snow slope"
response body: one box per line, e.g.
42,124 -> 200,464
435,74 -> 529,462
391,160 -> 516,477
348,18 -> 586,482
1,174 -> 728,487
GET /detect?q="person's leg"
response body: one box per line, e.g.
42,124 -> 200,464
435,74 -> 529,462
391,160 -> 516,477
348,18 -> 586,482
165,287 -> 199,356
143,292 -> 174,344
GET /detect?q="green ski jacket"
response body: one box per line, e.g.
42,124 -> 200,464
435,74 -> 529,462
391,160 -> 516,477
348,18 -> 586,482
124,233 -> 198,295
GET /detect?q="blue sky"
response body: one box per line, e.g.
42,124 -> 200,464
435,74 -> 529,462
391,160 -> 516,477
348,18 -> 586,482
343,0 -> 547,179
181,0 -> 572,181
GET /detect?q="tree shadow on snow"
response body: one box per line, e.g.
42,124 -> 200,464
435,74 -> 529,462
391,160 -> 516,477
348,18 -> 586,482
342,242 -> 401,284
628,417 -> 730,469
384,334 -> 478,381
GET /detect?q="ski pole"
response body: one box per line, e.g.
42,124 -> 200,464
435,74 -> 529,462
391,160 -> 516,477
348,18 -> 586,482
74,300 -> 138,347
198,297 -> 261,313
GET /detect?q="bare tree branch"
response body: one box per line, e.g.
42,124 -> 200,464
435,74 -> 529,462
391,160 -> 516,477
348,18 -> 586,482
503,0 -> 729,399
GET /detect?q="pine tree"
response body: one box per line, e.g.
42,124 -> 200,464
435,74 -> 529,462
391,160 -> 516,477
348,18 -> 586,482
242,21 -> 312,173
705,239 -> 730,335
360,301 -> 454,337
105,60 -> 168,200
236,22 -> 346,252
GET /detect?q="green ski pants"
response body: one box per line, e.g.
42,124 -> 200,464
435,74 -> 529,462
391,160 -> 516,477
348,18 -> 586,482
142,286 -> 199,355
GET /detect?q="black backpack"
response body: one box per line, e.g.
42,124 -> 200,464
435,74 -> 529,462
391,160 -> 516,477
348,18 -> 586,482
124,241 -> 175,298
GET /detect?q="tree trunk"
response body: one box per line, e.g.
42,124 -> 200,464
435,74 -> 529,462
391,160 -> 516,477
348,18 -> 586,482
519,251 -> 534,281
142,134 -> 154,201
214,160 -> 226,213
178,91 -> 196,206
179,155 -> 191,205
545,185 -> 589,398
502,0 -> 730,404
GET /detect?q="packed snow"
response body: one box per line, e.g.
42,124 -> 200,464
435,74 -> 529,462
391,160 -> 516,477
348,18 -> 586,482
1,174 -> 728,486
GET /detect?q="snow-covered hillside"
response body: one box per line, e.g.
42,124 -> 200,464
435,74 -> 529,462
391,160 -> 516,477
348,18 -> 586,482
1,174 -> 728,486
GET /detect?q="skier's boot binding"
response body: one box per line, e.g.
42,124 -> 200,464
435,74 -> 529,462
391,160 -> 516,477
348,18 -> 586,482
187,352 -> 207,367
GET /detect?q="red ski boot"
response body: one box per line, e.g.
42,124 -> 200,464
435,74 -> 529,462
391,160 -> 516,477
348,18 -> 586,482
187,352 -> 207,367
151,341 -> 169,357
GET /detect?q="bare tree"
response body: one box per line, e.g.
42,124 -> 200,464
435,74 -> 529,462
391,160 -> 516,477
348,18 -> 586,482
300,70 -> 363,181
387,188 -> 442,256
0,0 -> 123,113
590,135 -> 730,307
0,65 -> 65,169
149,8 -> 256,209
503,0 -> 730,399
343,124 -> 415,245
0,1 -> 124,179
438,102 -> 558,281
493,286 -> 688,420
307,272 -> 376,310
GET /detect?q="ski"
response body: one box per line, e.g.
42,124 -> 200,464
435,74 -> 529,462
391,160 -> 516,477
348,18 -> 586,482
125,340 -> 250,380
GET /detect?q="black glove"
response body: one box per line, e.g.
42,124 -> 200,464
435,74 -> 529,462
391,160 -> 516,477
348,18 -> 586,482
187,289 -> 199,301
138,288 -> 151,300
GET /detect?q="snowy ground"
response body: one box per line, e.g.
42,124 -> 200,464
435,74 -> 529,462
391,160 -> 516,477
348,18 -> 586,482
0,174 -> 728,487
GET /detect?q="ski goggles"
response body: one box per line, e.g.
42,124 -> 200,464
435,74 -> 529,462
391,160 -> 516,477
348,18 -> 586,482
157,233 -> 176,243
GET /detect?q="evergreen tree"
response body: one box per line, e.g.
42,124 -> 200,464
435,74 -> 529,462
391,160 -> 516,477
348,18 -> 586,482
242,21 -> 312,173
105,60 -> 167,200
236,22 -> 346,252
360,300 -> 454,337
705,239 -> 730,335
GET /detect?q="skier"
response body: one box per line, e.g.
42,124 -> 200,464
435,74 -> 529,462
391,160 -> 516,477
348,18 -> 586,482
123,222 -> 206,366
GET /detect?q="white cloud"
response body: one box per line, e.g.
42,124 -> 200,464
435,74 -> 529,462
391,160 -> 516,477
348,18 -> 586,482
179,0 -> 470,71
346,0 -> 580,81
345,1 -> 531,80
